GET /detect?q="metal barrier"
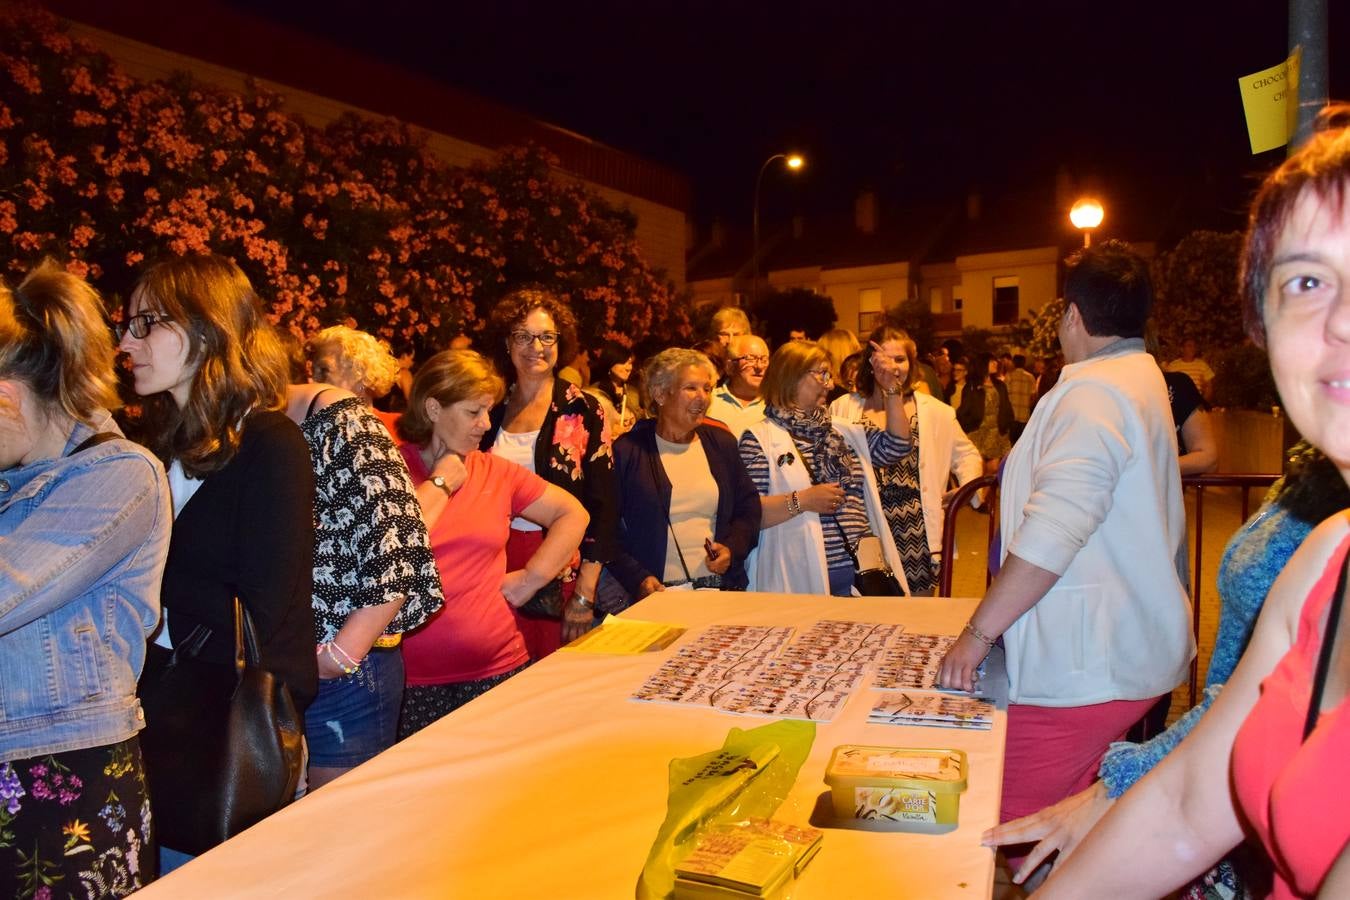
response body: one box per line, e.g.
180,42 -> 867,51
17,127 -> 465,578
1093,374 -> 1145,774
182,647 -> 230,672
935,471 -> 1280,710
1179,473 -> 1279,707
936,475 -> 999,598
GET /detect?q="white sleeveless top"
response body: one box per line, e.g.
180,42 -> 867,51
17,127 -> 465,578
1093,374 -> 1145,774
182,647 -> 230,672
492,429 -> 543,532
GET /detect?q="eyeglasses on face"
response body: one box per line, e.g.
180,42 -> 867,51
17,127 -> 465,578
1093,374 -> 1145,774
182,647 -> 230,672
117,312 -> 173,340
732,355 -> 768,367
807,367 -> 834,382
509,330 -> 560,348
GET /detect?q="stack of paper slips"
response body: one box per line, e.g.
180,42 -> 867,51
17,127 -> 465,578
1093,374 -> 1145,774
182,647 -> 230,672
672,819 -> 823,899
867,692 -> 995,730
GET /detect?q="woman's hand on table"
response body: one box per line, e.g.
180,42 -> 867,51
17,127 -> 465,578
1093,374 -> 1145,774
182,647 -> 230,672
799,483 -> 845,515
936,629 -> 990,693
637,576 -> 665,599
704,540 -> 732,576
981,781 -> 1115,883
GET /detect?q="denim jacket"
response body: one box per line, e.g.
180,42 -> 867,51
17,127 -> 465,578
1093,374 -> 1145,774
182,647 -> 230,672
0,413 -> 171,759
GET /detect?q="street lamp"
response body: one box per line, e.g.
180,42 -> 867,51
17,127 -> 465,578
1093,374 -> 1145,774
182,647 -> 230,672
1069,198 -> 1104,247
752,153 -> 805,304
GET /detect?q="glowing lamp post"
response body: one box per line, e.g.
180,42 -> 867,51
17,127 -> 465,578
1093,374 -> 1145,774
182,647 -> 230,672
1070,198 -> 1104,248
752,153 -> 805,304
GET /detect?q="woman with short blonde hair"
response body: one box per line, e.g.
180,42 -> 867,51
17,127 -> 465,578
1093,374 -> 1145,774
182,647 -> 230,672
739,339 -> 914,596
611,348 -> 762,600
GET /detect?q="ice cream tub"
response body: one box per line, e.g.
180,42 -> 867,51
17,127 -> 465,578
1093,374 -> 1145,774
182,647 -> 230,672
824,745 -> 968,831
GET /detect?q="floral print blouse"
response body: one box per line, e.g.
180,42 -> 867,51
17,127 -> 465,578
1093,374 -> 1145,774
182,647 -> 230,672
301,397 -> 444,643
483,378 -> 618,564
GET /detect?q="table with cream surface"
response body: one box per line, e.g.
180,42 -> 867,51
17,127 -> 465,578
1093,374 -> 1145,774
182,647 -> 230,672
136,592 -> 1007,899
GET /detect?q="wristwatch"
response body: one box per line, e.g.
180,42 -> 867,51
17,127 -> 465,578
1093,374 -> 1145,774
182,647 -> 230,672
429,475 -> 454,497
571,592 -> 595,612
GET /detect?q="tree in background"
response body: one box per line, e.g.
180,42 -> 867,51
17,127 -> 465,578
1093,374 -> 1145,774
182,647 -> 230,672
0,5 -> 687,357
1151,230 -> 1245,359
1027,297 -> 1065,360
749,287 -> 837,348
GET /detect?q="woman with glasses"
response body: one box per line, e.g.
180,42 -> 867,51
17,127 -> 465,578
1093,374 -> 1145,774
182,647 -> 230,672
830,325 -> 983,595
119,254 -> 316,866
482,288 -> 617,658
738,340 -> 912,596
0,263 -> 171,897
610,349 -> 761,602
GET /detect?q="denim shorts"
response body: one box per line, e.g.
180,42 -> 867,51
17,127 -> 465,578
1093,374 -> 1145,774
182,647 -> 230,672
304,645 -> 404,768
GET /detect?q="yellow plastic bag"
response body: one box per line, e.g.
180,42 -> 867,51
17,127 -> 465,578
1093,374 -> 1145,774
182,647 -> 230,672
636,719 -> 815,899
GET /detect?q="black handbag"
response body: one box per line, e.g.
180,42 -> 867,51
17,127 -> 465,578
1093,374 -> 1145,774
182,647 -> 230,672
788,439 -> 904,597
138,598 -> 304,856
515,576 -> 568,619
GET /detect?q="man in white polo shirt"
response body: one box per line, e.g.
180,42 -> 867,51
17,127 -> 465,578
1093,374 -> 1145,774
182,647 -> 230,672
707,334 -> 768,441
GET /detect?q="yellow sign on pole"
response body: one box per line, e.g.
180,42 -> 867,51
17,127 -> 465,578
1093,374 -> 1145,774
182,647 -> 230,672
1238,47 -> 1302,154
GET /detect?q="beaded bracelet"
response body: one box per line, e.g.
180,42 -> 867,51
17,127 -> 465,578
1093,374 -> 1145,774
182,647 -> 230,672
964,621 -> 997,648
787,491 -> 801,516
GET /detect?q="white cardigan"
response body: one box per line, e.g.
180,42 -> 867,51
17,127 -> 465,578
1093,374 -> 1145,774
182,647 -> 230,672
830,391 -> 984,554
743,418 -> 909,596
999,343 -> 1194,706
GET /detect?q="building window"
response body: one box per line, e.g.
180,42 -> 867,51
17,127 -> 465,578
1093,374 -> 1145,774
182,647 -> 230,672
858,287 -> 883,334
993,276 -> 1020,325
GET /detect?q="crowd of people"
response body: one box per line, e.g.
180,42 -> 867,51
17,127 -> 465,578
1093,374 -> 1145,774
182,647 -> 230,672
3,104 -> 1349,897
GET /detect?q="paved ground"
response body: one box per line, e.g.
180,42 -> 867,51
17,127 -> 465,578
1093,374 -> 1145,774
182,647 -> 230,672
946,483 -> 1272,723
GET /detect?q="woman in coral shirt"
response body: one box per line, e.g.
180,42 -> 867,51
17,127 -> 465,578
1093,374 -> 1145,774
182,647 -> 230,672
397,350 -> 587,737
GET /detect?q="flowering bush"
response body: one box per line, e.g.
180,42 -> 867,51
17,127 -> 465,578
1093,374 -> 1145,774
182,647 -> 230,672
0,5 -> 687,353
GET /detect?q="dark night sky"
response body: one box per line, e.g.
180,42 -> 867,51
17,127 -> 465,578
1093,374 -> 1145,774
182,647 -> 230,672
225,1 -> 1344,236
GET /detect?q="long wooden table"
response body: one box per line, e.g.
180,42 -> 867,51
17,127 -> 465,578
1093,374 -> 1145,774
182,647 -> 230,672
136,592 -> 1006,898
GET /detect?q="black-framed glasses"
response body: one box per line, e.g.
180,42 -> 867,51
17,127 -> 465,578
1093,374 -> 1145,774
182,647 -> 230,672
117,312 -> 173,340
732,354 -> 769,367
509,329 -> 560,348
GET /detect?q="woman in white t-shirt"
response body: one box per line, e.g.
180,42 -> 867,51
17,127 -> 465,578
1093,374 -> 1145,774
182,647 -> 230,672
609,349 -> 762,601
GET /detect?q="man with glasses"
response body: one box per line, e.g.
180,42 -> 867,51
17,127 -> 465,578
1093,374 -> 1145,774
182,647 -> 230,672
707,334 -> 769,441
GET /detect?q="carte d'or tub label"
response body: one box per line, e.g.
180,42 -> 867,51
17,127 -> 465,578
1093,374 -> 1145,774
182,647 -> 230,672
854,787 -> 938,823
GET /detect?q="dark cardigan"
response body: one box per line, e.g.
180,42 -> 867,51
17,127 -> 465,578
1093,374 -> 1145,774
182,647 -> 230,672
609,419 -> 761,595
482,377 -> 619,564
956,378 -> 1015,436
150,411 -> 319,713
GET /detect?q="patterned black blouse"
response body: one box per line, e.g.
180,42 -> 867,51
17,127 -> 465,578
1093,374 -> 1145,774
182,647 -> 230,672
301,397 -> 444,643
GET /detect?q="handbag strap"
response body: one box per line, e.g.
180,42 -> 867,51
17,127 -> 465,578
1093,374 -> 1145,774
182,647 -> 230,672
647,446 -> 694,584
68,431 -> 119,456
1304,549 -> 1350,741
787,438 -> 863,569
169,598 -> 262,678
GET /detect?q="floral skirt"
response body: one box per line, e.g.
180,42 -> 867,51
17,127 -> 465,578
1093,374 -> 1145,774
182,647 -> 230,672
0,737 -> 153,899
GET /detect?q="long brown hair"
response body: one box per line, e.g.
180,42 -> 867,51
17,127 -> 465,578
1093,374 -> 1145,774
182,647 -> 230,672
132,254 -> 288,476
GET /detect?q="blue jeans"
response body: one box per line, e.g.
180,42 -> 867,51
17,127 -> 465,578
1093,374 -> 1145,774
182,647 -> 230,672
304,646 -> 404,768
829,566 -> 856,597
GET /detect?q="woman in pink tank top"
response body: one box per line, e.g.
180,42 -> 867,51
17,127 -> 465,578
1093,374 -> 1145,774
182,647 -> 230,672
1032,105 -> 1350,898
